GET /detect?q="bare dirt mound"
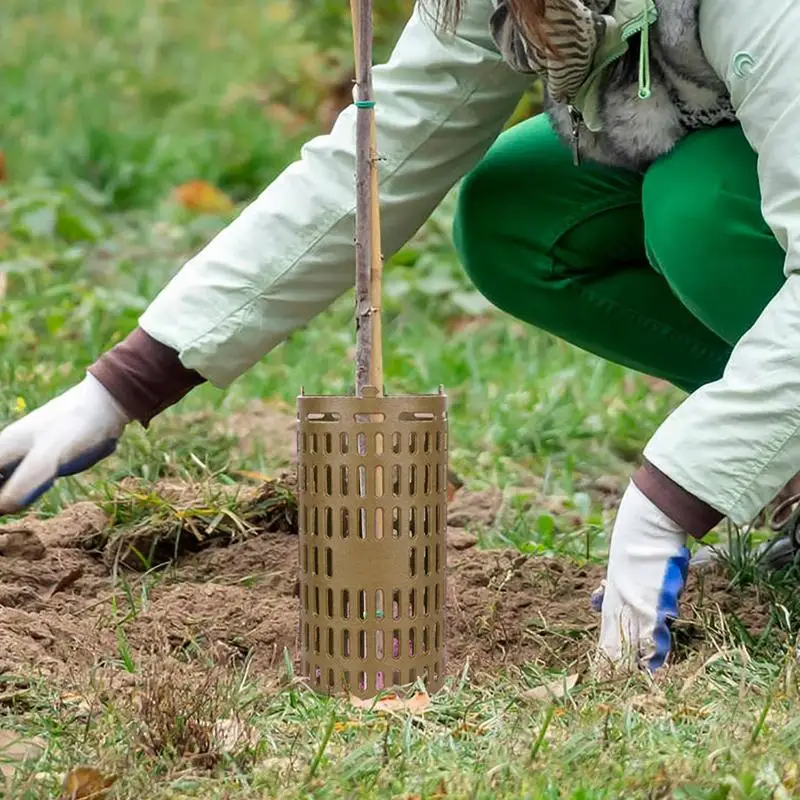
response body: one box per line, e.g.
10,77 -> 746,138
0,486 -> 782,694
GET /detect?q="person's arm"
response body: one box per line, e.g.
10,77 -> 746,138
91,0 -> 532,420
0,0 -> 532,512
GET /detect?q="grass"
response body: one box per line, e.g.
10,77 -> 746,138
2,1 -> 800,798
7,651 -> 800,798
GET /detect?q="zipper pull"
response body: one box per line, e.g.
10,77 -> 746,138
568,105 -> 582,167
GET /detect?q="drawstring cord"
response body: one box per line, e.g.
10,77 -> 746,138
638,2 -> 651,99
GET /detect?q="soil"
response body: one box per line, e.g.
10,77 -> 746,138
0,485 -> 780,697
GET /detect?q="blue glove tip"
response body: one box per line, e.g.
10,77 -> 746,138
0,459 -> 22,487
648,546 -> 690,672
19,438 -> 119,509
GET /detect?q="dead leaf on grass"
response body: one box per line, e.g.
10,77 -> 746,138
172,180 -> 234,215
234,470 -> 275,483
0,730 -> 45,779
60,765 -> 116,799
349,690 -> 431,714
522,672 -> 580,702
59,692 -> 94,720
212,717 -> 259,752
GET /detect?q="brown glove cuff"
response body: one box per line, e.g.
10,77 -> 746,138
632,459 -> 724,540
88,328 -> 206,427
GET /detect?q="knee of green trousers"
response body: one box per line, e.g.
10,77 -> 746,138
643,125 -> 786,346
452,115 -> 641,324
453,121 -> 552,314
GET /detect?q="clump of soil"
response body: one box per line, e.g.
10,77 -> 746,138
447,488 -> 502,529
98,477 -> 297,570
0,484 -> 782,694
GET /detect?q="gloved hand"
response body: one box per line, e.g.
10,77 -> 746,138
0,374 -> 130,514
594,482 -> 691,673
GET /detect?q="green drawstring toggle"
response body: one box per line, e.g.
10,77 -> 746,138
638,4 -> 651,99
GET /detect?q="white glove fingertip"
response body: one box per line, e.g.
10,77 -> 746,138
0,450 -> 59,515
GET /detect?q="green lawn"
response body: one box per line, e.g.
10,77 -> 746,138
2,2 -> 800,798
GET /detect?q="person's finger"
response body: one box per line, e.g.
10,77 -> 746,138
0,447 -> 59,514
0,424 -> 30,478
590,580 -> 606,612
0,439 -> 120,515
56,438 -> 118,478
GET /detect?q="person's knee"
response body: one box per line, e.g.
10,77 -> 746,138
644,180 -> 717,287
452,163 -> 504,302
643,131 -> 743,302
453,117 -> 569,306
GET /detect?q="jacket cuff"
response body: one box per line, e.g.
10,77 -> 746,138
88,328 -> 206,427
632,459 -> 724,540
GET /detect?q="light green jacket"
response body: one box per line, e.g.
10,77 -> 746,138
137,0 -> 667,388
138,2 -> 536,386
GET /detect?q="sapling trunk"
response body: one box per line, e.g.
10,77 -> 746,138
350,0 -> 383,397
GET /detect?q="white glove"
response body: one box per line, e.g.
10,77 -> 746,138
595,481 -> 690,672
0,374 -> 130,514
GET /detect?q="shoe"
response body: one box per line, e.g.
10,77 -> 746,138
690,493 -> 800,572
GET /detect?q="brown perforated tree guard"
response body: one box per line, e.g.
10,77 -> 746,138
294,0 -> 449,700
297,387 -> 448,698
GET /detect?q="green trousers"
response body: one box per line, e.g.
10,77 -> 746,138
453,116 -> 785,393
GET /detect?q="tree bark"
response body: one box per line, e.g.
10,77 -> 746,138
351,0 -> 383,396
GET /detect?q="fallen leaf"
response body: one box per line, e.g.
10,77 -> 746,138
333,720 -> 363,733
59,692 -> 93,720
171,180 -> 234,215
522,673 -> 580,702
234,470 -> 275,483
0,730 -> 45,779
60,765 -> 116,799
782,762 -> 799,793
46,566 -> 84,599
211,717 -> 258,752
349,690 -> 431,713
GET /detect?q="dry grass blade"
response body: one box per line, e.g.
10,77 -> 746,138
117,654 -> 257,771
96,476 -> 298,570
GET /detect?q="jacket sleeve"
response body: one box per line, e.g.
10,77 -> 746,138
138,0 -> 532,387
